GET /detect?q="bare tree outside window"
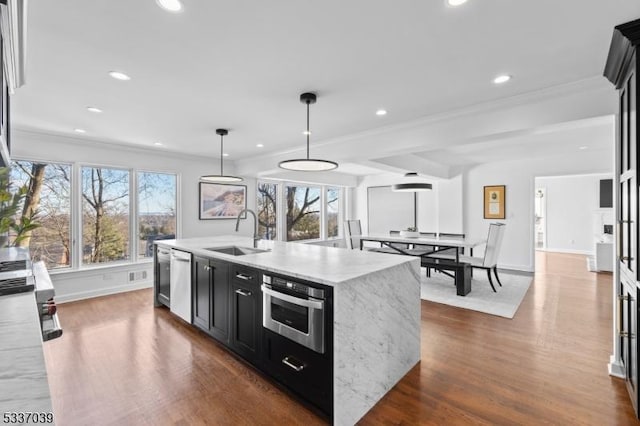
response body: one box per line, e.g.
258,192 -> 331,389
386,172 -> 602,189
327,187 -> 340,238
286,185 -> 320,241
10,161 -> 71,269
81,167 -> 130,264
138,172 -> 177,258
257,182 -> 277,240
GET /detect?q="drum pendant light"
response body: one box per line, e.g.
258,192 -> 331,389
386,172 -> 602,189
278,92 -> 338,171
392,172 -> 432,192
200,129 -> 243,183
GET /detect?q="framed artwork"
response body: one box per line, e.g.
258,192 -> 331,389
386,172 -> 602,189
199,182 -> 247,220
484,185 -> 505,219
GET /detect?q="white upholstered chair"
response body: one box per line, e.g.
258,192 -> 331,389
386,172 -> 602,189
429,223 -> 506,292
343,220 -> 398,254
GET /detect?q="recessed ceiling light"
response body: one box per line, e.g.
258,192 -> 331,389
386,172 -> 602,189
156,0 -> 183,12
447,0 -> 468,6
256,143 -> 264,148
223,153 -> 229,157
493,74 -> 512,84
579,146 -> 588,150
87,107 -> 102,113
109,71 -> 131,81
154,142 -> 164,146
74,128 -> 86,133
376,109 -> 387,116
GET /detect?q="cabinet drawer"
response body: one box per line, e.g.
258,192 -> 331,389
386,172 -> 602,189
263,329 -> 332,415
231,264 -> 260,285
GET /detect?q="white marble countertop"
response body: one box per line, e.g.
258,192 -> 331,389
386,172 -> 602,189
0,291 -> 53,417
156,235 -> 418,287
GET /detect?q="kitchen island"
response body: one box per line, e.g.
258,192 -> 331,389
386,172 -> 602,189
155,236 -> 421,426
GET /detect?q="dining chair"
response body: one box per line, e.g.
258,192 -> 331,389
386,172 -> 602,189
428,223 -> 506,292
344,220 -> 398,254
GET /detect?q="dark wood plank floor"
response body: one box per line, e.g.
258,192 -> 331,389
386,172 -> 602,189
43,252 -> 638,425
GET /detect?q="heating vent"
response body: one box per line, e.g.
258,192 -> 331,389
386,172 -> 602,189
129,271 -> 148,282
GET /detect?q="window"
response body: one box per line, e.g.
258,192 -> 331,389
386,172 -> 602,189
8,160 -> 178,270
286,185 -> 321,241
257,181 -> 344,242
138,172 -> 177,258
327,187 -> 340,238
257,182 -> 277,240
9,161 -> 71,269
81,167 -> 130,265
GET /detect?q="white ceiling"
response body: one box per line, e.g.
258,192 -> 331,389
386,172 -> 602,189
11,0 -> 640,175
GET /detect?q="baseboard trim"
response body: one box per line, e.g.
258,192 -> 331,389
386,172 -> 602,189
608,355 -> 625,379
498,263 -> 534,273
539,248 -> 594,256
56,280 -> 153,304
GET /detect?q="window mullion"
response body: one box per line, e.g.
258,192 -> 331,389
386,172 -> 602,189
321,186 -> 327,240
73,162 -> 82,269
130,170 -> 137,261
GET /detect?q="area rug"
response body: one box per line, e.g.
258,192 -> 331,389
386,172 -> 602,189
419,268 -> 533,319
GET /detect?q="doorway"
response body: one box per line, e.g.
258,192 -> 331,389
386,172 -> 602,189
534,187 -> 546,250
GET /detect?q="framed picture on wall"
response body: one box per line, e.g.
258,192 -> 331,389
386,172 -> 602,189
484,185 -> 505,219
199,182 -> 247,220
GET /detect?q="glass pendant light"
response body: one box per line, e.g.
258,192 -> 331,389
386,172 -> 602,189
278,92 -> 338,171
392,172 -> 432,192
200,129 -> 243,183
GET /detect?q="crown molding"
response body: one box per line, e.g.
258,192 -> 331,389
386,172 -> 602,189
12,127 -> 227,163
604,17 -> 640,88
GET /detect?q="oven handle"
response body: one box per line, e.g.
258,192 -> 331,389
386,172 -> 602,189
261,285 -> 324,310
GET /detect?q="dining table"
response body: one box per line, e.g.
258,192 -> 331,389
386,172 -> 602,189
357,233 -> 487,262
357,233 -> 487,296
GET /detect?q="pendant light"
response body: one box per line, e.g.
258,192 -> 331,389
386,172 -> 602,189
200,129 -> 243,183
278,92 -> 338,171
392,172 -> 432,192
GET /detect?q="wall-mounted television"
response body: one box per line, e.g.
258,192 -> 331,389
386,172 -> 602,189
599,179 -> 613,208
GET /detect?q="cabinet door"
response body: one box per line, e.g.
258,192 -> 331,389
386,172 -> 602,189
231,279 -> 260,363
192,256 -> 211,332
619,68 -> 637,277
210,259 -> 230,343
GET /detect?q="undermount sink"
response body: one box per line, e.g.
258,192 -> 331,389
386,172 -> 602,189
204,246 -> 269,256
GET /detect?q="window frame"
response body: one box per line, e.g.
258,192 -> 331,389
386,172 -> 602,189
258,179 -> 345,243
11,157 -> 180,272
10,158 -> 74,270
79,163 -> 132,268
136,169 -> 179,260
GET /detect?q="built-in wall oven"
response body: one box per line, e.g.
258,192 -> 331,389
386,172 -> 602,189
262,274 -> 326,354
261,274 -> 333,417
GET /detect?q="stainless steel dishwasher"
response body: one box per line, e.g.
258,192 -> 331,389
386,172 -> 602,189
170,249 -> 192,323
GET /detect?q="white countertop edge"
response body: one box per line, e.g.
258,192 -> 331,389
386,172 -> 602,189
156,236 -> 418,287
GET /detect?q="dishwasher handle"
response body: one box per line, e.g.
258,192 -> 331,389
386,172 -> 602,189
171,249 -> 191,262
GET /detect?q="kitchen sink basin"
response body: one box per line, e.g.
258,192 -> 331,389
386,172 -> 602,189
204,246 -> 269,256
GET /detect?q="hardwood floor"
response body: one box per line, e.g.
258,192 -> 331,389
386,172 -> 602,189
43,252 -> 637,425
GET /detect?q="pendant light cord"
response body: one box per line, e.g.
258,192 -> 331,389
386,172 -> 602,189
220,133 -> 224,175
306,100 -> 310,159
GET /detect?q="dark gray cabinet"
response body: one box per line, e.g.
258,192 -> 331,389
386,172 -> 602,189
605,17 -> 640,417
192,255 -> 230,343
229,265 -> 262,365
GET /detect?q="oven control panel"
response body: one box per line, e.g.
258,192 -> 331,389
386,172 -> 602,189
263,275 -> 325,299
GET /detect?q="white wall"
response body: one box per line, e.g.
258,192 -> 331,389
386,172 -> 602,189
13,130 -> 256,301
463,149 -> 613,272
536,174 -> 612,254
438,174 -> 463,234
354,173 -> 463,234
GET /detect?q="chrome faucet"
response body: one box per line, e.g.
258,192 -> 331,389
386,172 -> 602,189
235,208 -> 260,248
